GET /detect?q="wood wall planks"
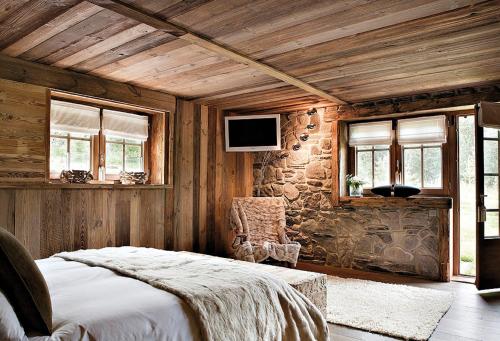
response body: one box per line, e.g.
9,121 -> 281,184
0,187 -> 167,259
0,79 -> 48,182
173,99 -> 195,250
173,100 -> 254,256
0,76 -> 176,258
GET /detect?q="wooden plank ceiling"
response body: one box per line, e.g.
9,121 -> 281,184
0,0 -> 499,112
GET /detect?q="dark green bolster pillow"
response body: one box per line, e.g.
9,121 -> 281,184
0,228 -> 52,335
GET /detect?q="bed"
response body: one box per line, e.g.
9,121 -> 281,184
1,242 -> 328,341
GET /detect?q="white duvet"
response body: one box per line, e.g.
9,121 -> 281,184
32,257 -> 201,341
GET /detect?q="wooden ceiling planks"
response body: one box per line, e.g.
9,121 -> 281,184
20,9 -> 138,63
52,23 -> 157,68
70,30 -> 177,73
0,0 -> 31,23
0,0 -> 81,49
0,0 -> 499,111
2,2 -> 103,57
85,0 -> 345,104
205,0 -> 478,59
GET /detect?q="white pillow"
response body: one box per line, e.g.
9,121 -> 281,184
0,290 -> 26,341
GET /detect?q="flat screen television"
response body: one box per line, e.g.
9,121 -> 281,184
225,114 -> 281,152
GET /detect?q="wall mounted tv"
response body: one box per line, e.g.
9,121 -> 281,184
225,114 -> 281,152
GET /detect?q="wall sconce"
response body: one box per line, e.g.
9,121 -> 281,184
280,108 -> 320,152
307,108 -> 317,116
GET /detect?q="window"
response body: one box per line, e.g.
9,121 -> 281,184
398,115 -> 446,190
483,127 -> 499,237
102,109 -> 148,177
402,143 -> 442,188
106,137 -> 144,175
49,99 -> 150,181
50,132 -> 92,175
348,115 -> 448,193
349,121 -> 392,188
355,145 -> 390,188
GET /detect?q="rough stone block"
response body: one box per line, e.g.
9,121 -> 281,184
304,193 -> 322,210
305,161 -> 326,179
272,183 -> 283,196
263,165 -> 276,184
311,145 -> 321,155
287,150 -> 309,168
284,183 -> 300,201
320,138 -> 331,150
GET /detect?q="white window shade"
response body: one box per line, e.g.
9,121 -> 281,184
50,100 -> 100,135
102,109 -> 149,141
478,101 -> 500,128
349,121 -> 393,146
397,115 -> 447,145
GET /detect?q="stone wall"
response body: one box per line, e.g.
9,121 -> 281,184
253,108 -> 441,280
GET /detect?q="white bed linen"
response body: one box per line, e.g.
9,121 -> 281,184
31,257 -> 200,341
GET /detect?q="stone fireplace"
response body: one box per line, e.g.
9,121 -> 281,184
252,108 -> 450,281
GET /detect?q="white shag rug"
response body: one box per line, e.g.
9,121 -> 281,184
327,276 -> 453,340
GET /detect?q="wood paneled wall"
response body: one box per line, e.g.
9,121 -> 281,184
0,76 -> 176,258
0,187 -> 167,259
0,79 -> 48,182
0,76 -> 252,258
173,100 -> 253,255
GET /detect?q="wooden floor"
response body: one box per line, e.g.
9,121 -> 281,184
321,270 -> 500,341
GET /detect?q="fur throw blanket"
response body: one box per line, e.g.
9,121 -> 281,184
230,197 -> 301,265
54,247 -> 328,341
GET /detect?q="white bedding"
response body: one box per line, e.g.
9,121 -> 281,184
52,248 -> 327,341
31,257 -> 201,341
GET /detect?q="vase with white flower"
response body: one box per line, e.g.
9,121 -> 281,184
346,174 -> 365,197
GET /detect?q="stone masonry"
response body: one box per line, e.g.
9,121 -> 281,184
253,108 -> 440,280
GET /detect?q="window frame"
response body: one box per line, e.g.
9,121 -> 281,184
49,98 -> 151,182
354,144 -> 391,189
347,114 -> 450,196
49,132 -> 93,179
483,127 -> 500,237
401,143 -> 444,190
104,136 -> 145,180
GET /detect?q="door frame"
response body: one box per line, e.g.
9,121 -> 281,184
452,112 -> 476,277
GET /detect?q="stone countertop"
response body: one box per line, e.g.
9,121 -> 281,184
339,196 -> 452,209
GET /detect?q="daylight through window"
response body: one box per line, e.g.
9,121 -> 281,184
349,115 -> 447,192
49,99 -> 149,180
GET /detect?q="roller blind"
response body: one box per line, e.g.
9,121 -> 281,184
397,115 -> 447,145
50,100 -> 100,135
478,101 -> 500,129
102,109 -> 149,141
349,121 -> 393,146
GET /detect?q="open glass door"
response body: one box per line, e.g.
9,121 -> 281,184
475,118 -> 500,290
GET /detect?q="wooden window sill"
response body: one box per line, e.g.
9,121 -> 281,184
339,196 -> 452,209
0,182 -> 171,190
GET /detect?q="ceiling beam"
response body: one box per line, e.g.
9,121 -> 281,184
0,54 -> 176,112
336,83 -> 500,120
86,0 -> 347,105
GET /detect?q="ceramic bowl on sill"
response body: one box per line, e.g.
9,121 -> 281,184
371,184 -> 421,197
